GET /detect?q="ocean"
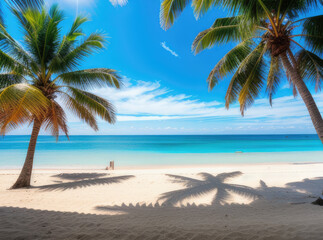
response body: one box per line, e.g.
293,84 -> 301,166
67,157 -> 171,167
1,135 -> 323,168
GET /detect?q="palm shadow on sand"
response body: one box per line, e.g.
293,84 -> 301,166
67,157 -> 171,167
158,171 -> 260,206
256,180 -> 313,203
51,173 -> 108,181
35,174 -> 134,191
286,177 -> 323,196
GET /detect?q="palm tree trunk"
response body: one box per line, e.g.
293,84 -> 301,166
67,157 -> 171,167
11,119 -> 42,189
281,51 -> 323,144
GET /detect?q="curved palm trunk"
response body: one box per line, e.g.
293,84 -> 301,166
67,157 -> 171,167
11,119 -> 42,189
281,51 -> 323,204
281,51 -> 323,144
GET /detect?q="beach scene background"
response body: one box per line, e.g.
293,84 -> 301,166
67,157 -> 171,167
1,0 -> 323,239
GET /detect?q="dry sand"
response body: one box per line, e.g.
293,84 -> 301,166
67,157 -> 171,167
1,163 -> 323,239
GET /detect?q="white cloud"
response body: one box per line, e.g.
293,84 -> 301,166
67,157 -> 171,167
90,80 -> 220,121
46,0 -> 94,7
84,78 -> 323,124
161,42 -> 179,57
46,0 -> 127,9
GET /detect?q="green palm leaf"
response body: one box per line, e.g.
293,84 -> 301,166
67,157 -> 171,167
60,92 -> 98,131
300,15 -> 323,54
0,24 -> 38,73
56,68 -> 122,90
0,73 -> 24,88
296,49 -> 323,92
192,16 -> 251,54
50,33 -> 106,73
160,0 -> 192,30
7,0 -> 44,10
65,87 -> 116,124
49,15 -> 88,73
266,56 -> 282,105
225,43 -> 267,114
207,40 -> 253,90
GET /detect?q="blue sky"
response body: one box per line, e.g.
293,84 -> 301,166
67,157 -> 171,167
4,0 -> 323,135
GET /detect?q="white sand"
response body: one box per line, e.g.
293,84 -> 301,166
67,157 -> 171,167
1,162 -> 323,239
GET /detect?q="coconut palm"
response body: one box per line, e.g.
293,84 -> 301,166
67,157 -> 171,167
159,172 -> 259,206
160,0 -> 323,143
0,5 -> 121,189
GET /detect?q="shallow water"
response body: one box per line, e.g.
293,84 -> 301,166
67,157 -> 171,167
1,135 -> 322,168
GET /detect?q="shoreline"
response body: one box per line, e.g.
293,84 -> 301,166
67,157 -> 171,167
1,150 -> 323,170
1,160 -> 323,171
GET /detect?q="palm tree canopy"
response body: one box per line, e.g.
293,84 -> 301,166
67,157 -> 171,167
160,0 -> 323,115
0,4 -> 121,137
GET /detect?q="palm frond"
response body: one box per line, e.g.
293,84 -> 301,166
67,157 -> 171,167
42,100 -> 68,139
0,83 -> 49,134
7,0 -> 44,10
192,16 -> 253,54
207,40 -> 253,90
0,0 -> 43,24
56,68 -> 122,90
60,92 -> 98,131
266,56 -> 282,105
0,50 -> 26,74
192,0 -> 219,19
0,105 -> 31,134
296,49 -> 323,92
301,15 -> 323,54
67,16 -> 88,41
160,0 -> 192,30
65,87 -> 116,124
238,44 -> 267,115
278,0 -> 322,20
0,24 -> 39,74
50,33 -> 106,73
49,15 -> 88,73
0,73 -> 24,88
225,43 -> 267,115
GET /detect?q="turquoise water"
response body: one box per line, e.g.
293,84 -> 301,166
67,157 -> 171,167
0,135 -> 323,168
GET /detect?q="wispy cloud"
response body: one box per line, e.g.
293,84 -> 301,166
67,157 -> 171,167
109,0 -> 128,6
161,42 -> 179,57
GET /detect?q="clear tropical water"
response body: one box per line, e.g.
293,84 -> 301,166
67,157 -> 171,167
0,135 -> 322,168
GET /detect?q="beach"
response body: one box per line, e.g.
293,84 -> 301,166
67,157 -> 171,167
1,162 -> 323,239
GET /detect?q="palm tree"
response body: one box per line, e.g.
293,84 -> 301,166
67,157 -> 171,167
0,5 -> 121,189
159,172 -> 259,206
160,0 -> 323,143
